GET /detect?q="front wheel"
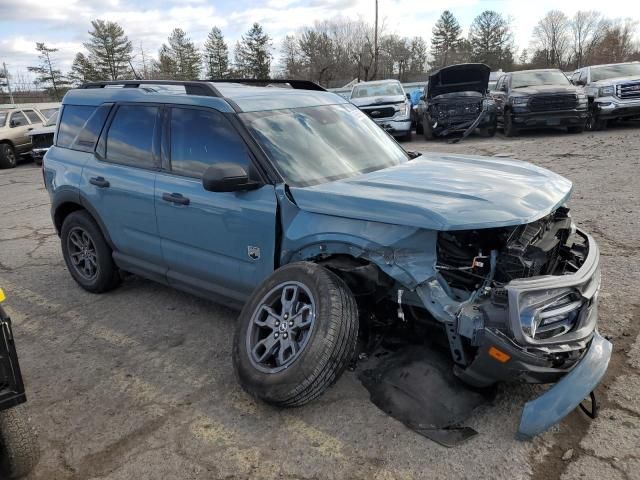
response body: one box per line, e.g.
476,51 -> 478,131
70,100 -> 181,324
423,116 -> 434,140
233,262 -> 359,407
503,113 -> 518,137
479,124 -> 497,137
567,125 -> 585,134
0,405 -> 41,479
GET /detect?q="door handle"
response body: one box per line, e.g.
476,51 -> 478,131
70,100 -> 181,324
162,192 -> 190,206
89,176 -> 110,188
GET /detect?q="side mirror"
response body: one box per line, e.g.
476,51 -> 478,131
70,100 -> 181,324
202,163 -> 259,192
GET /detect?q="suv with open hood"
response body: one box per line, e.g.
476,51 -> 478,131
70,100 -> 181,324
349,79 -> 412,139
491,69 -> 588,136
571,62 -> 640,130
44,79 -> 610,440
416,63 -> 497,140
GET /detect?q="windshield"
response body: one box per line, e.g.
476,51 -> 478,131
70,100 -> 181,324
0,112 -> 7,127
512,71 -> 570,88
351,82 -> 403,99
591,63 -> 640,82
241,103 -> 408,187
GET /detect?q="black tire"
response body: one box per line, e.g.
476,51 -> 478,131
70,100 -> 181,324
61,210 -> 121,293
503,112 -> 518,137
0,144 -> 17,169
0,405 -> 40,479
401,130 -> 412,142
586,112 -> 606,131
567,125 -> 585,134
415,120 -> 424,134
423,116 -> 434,140
33,156 -> 42,167
479,124 -> 497,137
233,262 -> 359,407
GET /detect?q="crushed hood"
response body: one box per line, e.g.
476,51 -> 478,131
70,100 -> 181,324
428,63 -> 490,99
289,153 -> 573,231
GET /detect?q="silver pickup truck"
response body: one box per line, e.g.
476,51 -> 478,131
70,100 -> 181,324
571,62 -> 640,130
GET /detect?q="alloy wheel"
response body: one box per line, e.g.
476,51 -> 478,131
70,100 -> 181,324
67,227 -> 99,281
246,281 -> 316,373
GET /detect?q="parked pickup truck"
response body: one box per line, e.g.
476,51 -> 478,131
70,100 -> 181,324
491,69 -> 588,136
44,79 -> 610,439
570,62 -> 640,130
349,79 -> 412,139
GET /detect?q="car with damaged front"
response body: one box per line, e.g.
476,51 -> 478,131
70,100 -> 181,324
415,63 -> 497,140
45,79 -> 610,440
491,69 -> 588,136
29,111 -> 58,166
349,79 -> 412,139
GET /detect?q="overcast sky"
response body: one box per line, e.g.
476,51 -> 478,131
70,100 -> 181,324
1,0 -> 639,82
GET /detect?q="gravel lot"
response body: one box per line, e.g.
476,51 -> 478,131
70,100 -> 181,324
1,124 -> 639,480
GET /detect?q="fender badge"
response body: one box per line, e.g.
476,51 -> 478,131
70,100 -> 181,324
248,246 -> 261,260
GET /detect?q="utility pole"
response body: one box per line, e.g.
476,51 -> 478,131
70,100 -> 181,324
2,63 -> 15,104
373,0 -> 379,80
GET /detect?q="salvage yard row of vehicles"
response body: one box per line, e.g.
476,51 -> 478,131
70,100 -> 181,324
350,61 -> 640,141
0,104 -> 58,169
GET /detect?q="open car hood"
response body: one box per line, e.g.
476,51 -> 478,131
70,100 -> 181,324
289,153 -> 573,231
428,63 -> 490,99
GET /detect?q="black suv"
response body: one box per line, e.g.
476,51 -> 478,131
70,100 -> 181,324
491,69 -> 588,136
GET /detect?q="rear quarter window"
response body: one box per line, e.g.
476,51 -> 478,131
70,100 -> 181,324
57,104 -> 111,152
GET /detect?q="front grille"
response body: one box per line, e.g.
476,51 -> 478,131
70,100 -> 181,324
435,101 -> 481,119
529,94 -> 577,112
534,293 -> 584,340
362,106 -> 396,119
617,81 -> 640,100
32,133 -> 54,149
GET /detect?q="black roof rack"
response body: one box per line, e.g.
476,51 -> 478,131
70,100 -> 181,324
209,79 -> 326,92
79,80 -> 222,97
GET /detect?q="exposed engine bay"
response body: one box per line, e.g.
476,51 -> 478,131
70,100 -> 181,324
435,206 -> 584,296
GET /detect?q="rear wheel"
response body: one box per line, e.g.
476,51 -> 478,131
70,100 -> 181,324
0,144 -> 17,169
61,210 -> 121,293
0,405 -> 40,479
233,262 -> 359,407
479,124 -> 497,137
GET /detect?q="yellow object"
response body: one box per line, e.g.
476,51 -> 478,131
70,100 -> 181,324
0,288 -> 5,303
488,345 -> 511,363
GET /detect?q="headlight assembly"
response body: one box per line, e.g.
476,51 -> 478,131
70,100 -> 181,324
598,86 -> 614,97
511,96 -> 529,105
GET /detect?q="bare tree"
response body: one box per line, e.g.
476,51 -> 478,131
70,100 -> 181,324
571,11 -> 608,68
532,10 -> 571,68
591,18 -> 639,64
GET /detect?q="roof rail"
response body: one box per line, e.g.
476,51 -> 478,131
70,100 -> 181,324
79,80 -> 222,97
209,79 -> 327,92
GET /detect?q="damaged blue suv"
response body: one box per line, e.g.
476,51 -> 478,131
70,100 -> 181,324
44,79 -> 610,439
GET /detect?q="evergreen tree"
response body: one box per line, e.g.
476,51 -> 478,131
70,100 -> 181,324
235,23 -> 272,79
469,11 -> 514,70
67,52 -> 99,85
84,19 -> 133,80
27,42 -> 68,100
430,11 -> 462,68
203,27 -> 229,79
159,28 -> 201,80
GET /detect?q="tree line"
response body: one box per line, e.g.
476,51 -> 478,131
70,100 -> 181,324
16,9 -> 640,100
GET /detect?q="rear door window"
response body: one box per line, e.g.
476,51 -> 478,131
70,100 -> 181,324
105,105 -> 158,169
57,104 -> 111,152
23,109 -> 42,124
169,107 -> 250,178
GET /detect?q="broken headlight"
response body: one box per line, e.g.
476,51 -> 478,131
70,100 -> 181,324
519,289 -> 584,342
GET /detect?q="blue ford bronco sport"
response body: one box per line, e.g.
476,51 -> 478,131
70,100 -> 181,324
44,79 -> 610,438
